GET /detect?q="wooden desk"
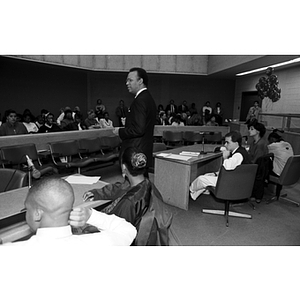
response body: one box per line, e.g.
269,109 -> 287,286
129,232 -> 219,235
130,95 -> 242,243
0,178 -> 108,244
154,144 -> 222,210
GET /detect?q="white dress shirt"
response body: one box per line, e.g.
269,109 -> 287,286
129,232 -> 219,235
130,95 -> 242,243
5,209 -> 137,247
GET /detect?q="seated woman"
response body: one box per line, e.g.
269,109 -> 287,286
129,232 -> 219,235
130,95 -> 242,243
247,120 -> 268,163
81,147 -> 152,228
267,129 -> 294,177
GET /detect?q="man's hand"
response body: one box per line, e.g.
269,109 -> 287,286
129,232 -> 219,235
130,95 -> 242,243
112,127 -> 119,136
83,191 -> 95,202
69,207 -> 92,227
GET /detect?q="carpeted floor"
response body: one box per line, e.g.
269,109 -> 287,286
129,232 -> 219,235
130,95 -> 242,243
83,162 -> 300,246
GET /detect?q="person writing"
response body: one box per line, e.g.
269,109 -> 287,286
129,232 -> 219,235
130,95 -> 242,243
3,177 -> 136,247
113,67 -> 157,171
73,147 -> 152,228
189,131 -> 252,200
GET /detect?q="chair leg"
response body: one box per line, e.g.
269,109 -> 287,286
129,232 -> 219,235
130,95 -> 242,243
225,201 -> 229,227
202,201 -> 252,228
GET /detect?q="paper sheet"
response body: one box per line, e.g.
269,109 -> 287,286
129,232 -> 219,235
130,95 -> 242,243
157,153 -> 192,161
64,175 -> 101,184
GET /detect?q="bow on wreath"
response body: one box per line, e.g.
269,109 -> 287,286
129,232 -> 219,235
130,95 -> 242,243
255,67 -> 281,102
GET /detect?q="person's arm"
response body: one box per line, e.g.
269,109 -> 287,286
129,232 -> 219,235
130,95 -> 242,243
71,208 -> 137,245
56,113 -> 64,125
119,98 -> 147,140
223,152 -> 243,170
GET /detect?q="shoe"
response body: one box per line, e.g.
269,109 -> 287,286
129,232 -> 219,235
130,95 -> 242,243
203,190 -> 210,195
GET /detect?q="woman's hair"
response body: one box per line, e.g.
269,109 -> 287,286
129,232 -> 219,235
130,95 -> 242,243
247,119 -> 266,138
121,147 -> 147,176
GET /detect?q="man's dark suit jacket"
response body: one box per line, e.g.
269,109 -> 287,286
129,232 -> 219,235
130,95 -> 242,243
119,89 -> 157,168
165,104 -> 177,114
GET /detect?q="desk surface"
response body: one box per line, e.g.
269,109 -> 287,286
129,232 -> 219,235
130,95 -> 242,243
0,179 -> 108,221
154,144 -> 222,210
154,144 -> 222,165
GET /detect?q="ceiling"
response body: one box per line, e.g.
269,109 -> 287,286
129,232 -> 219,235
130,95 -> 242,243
207,55 -> 300,79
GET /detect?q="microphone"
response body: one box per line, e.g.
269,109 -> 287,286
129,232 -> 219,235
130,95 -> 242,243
26,155 -> 41,179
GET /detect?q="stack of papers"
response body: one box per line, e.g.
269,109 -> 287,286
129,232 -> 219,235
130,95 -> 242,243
156,153 -> 192,161
179,151 -> 200,157
65,175 -> 101,184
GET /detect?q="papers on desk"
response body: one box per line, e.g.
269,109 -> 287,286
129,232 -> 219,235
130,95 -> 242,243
156,153 -> 192,161
179,151 -> 200,157
64,175 -> 101,184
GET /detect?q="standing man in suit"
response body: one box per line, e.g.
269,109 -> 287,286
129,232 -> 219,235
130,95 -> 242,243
113,67 -> 157,172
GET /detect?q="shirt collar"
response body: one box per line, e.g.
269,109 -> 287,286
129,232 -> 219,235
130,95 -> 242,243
35,226 -> 73,240
135,87 -> 147,98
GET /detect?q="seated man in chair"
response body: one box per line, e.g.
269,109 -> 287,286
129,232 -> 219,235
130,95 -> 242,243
3,177 -> 136,247
190,131 -> 252,200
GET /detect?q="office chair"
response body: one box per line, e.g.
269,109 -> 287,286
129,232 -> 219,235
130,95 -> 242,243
78,137 -> 118,164
266,155 -> 300,207
182,131 -> 202,145
202,164 -> 258,227
0,168 -> 28,192
99,136 -> 121,157
203,132 -> 222,144
0,143 -> 58,177
49,140 -> 95,174
162,131 -> 183,148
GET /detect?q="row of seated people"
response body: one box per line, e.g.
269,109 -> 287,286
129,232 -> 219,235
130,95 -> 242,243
0,108 -> 115,136
156,111 -> 220,127
190,120 -> 294,204
1,147 -> 173,247
156,100 -> 224,126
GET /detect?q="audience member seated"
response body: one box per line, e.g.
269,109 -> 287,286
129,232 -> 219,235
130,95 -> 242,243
189,102 -> 198,116
38,113 -> 62,133
189,131 -> 251,200
3,177 -> 136,247
84,109 -> 100,129
186,112 -> 202,126
99,112 -> 114,128
23,108 -> 36,122
60,109 -> 74,130
206,115 -> 219,126
72,148 -> 151,229
23,113 -> 39,133
0,109 -> 28,136
35,115 -> 44,129
213,102 -> 224,126
157,111 -> 169,126
157,104 -> 164,114
247,120 -> 268,163
40,109 -> 50,123
64,112 -> 88,131
202,101 -> 213,120
95,98 -> 106,120
245,100 -> 262,124
115,99 -> 128,127
171,114 -> 185,126
178,100 -> 188,114
165,99 -> 177,114
56,106 -> 76,126
267,129 -> 294,177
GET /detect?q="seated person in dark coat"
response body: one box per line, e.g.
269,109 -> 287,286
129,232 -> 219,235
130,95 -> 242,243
78,147 -> 152,228
0,109 -> 28,136
38,113 -> 62,133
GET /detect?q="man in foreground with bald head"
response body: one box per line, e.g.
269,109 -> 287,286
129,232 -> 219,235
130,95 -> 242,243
6,177 -> 136,246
